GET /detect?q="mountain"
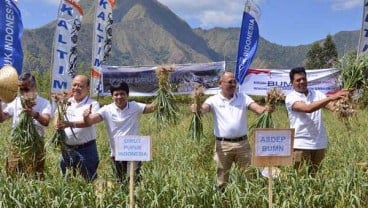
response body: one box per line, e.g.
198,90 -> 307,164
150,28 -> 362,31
21,0 -> 360,74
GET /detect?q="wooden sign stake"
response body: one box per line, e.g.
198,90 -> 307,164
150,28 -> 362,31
268,166 -> 273,208
129,161 -> 135,208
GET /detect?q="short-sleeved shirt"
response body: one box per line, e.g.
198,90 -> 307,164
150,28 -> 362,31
205,92 -> 254,138
285,89 -> 328,149
1,102 -> 7,109
4,95 -> 51,137
97,101 -> 146,156
63,96 -> 100,145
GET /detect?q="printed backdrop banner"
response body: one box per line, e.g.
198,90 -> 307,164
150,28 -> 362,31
239,68 -> 341,96
101,61 -> 225,96
358,0 -> 368,56
0,0 -> 23,74
91,0 -> 116,96
51,0 -> 83,94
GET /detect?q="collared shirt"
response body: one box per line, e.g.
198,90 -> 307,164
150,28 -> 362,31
4,95 -> 51,137
285,89 -> 328,149
205,92 -> 254,138
97,101 -> 146,157
64,96 -> 100,145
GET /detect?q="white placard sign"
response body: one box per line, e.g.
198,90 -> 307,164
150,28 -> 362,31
255,130 -> 292,157
114,135 -> 151,161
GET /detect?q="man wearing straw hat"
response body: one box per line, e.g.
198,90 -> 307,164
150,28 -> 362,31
0,72 -> 52,179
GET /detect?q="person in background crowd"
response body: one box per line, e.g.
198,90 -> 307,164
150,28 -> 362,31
0,72 -> 51,179
285,67 -> 349,175
54,75 -> 100,181
191,71 -> 274,191
83,81 -> 156,184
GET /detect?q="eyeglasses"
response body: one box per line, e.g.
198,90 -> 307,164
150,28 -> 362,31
224,80 -> 237,85
19,87 -> 30,92
72,84 -> 87,89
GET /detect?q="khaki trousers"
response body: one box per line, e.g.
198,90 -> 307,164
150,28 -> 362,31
214,139 -> 251,188
293,148 -> 326,175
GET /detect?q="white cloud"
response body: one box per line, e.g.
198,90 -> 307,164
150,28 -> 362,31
158,0 -> 261,28
328,0 -> 361,10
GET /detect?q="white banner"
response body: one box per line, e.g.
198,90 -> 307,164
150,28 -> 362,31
358,0 -> 368,56
239,68 -> 341,96
101,61 -> 225,96
51,0 -> 83,94
91,0 -> 115,96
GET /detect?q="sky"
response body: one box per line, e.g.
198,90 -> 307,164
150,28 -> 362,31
17,0 -> 363,46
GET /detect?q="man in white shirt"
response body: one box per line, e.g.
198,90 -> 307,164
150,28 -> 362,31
54,75 -> 100,181
83,81 -> 156,183
285,67 -> 348,175
193,71 -> 273,191
0,72 -> 51,179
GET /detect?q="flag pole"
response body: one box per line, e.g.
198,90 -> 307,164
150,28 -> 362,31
357,0 -> 368,58
49,0 -> 63,109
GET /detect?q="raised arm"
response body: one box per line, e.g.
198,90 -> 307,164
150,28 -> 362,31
83,107 -> 103,125
293,90 -> 349,113
143,101 -> 156,114
190,103 -> 211,114
248,102 -> 275,115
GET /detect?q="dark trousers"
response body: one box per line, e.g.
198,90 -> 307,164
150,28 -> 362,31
60,140 -> 99,181
111,157 -> 142,184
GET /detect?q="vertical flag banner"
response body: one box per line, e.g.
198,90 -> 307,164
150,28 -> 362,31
235,1 -> 260,84
91,0 -> 116,96
0,0 -> 23,74
51,0 -> 83,94
357,0 -> 368,56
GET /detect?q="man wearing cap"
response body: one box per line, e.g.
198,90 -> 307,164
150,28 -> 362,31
0,72 -> 51,179
191,71 -> 274,191
54,75 -> 100,181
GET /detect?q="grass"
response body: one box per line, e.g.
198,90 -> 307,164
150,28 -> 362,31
0,103 -> 367,207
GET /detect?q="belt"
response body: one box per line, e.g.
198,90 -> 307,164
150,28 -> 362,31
216,135 -> 247,142
66,140 -> 96,150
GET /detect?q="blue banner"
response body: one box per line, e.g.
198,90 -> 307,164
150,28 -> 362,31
0,0 -> 23,74
235,11 -> 259,84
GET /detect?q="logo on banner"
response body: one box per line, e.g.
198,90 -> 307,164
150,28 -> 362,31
235,9 -> 259,84
91,0 -> 115,96
51,0 -> 83,94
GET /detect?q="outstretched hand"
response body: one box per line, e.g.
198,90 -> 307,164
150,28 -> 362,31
190,104 -> 199,113
54,121 -> 69,130
23,108 -> 37,118
83,104 -> 92,119
265,104 -> 275,113
329,89 -> 350,101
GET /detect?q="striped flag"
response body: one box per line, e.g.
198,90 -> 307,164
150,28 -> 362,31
0,0 -> 23,74
235,1 -> 260,85
91,0 -> 116,96
51,0 -> 83,94
357,0 -> 368,56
